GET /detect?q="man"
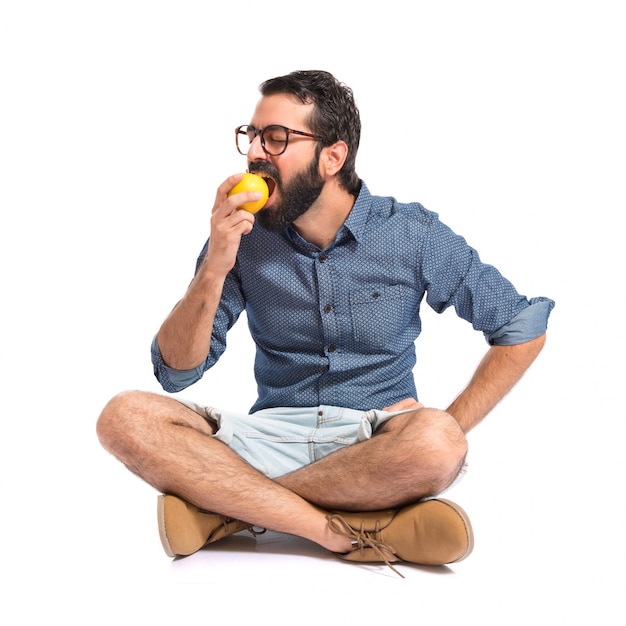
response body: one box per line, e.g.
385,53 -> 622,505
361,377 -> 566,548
97,70 -> 554,576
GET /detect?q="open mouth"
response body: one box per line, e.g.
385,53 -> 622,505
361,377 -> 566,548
259,175 -> 276,198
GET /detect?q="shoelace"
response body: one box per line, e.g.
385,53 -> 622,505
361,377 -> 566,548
327,514 -> 405,578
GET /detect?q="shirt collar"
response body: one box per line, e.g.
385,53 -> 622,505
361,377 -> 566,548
340,180 -> 370,243
283,180 -> 371,249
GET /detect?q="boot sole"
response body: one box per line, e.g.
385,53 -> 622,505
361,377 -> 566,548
157,495 -> 176,557
436,498 -> 475,563
157,494 -> 249,557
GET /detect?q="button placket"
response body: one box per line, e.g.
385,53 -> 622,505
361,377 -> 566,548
314,252 -> 338,359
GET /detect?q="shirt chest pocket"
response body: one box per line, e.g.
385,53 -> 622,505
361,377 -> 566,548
349,285 -> 404,348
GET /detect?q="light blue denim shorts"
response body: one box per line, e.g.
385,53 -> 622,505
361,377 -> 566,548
179,401 -> 467,493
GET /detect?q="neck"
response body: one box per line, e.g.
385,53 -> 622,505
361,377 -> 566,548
292,183 -> 355,250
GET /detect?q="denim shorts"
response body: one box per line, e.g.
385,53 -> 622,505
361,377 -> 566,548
179,401 -> 467,493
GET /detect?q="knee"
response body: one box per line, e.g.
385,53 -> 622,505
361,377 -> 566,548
96,390 -> 146,453
422,408 -> 467,456
385,408 -> 467,494
417,408 -> 467,493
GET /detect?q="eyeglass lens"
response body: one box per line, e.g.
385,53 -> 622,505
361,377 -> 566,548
237,125 -> 289,156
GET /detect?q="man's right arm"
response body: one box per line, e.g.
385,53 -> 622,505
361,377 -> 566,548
155,173 -> 261,372
156,267 -> 228,371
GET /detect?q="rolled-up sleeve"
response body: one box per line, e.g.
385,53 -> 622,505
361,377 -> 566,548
484,296 -> 555,345
151,335 -> 206,393
150,239 -> 246,393
421,215 -> 555,346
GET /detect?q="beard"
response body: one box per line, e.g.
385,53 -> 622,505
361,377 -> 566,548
249,155 -> 325,233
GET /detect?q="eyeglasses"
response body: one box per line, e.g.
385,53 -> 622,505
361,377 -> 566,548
235,124 -> 324,156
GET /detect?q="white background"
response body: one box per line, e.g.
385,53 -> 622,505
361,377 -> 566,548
1,1 -> 624,624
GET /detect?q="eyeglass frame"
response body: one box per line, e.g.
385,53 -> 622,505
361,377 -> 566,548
235,124 -> 325,156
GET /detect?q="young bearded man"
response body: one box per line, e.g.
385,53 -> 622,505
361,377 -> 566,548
97,70 -> 554,576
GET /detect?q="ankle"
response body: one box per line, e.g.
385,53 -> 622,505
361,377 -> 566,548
326,534 -> 353,554
321,518 -> 354,553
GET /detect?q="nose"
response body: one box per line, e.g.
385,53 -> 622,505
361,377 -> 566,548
247,133 -> 268,162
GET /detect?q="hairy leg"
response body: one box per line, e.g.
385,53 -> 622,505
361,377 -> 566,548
96,391 -> 350,553
277,408 -> 468,511
97,393 -> 466,550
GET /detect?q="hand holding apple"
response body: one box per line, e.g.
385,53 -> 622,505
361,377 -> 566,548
227,172 -> 269,214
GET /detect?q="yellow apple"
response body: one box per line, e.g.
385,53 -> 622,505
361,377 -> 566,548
227,172 -> 269,214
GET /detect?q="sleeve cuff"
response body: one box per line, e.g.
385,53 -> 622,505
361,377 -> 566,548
485,297 -> 555,346
150,335 -> 204,392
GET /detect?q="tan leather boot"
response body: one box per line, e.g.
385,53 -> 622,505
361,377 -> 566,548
157,494 -> 258,557
327,498 -> 474,576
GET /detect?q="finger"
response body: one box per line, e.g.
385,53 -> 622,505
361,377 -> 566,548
211,202 -> 255,233
213,191 -> 262,218
219,173 -> 245,196
212,173 -> 245,214
226,190 -> 264,213
382,399 -> 424,412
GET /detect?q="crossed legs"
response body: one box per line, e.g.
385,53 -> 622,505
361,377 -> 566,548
96,390 -> 468,555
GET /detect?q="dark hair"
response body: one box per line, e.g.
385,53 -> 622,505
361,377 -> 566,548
259,70 -> 361,195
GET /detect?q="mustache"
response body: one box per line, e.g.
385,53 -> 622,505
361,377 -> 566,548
248,161 -> 282,185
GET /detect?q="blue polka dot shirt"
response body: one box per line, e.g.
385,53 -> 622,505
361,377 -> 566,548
152,182 -> 554,412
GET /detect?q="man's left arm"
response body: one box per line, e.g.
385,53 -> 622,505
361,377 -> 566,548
445,333 -> 547,434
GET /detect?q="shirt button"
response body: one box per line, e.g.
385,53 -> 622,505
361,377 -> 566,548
328,344 -> 336,353
323,304 -> 332,313
319,254 -> 328,263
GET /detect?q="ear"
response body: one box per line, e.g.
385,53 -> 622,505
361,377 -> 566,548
319,140 -> 348,178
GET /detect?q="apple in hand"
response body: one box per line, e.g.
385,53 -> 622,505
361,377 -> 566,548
227,173 -> 269,214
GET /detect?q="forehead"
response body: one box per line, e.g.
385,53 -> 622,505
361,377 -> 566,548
250,94 -> 315,129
